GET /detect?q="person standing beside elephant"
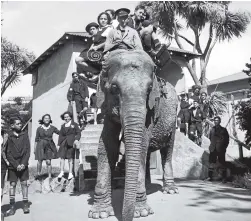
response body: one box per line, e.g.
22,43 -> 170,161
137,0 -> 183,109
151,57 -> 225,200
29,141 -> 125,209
177,93 -> 190,136
34,114 -> 59,180
207,116 -> 229,182
67,72 -> 89,122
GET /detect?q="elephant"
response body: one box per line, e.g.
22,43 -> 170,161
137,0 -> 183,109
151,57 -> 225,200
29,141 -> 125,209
88,49 -> 178,221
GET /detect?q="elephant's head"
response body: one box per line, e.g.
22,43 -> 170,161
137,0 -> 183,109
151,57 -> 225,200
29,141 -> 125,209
98,49 -> 159,221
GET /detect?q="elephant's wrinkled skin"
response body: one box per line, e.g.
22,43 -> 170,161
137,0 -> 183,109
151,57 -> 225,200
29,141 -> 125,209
88,49 -> 178,221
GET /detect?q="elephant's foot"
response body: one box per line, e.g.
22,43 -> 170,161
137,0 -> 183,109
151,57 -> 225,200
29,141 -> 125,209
88,204 -> 115,219
134,202 -> 154,218
163,181 -> 179,194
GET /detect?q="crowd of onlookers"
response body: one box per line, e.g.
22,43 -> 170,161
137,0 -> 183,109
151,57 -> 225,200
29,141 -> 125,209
177,85 -> 209,146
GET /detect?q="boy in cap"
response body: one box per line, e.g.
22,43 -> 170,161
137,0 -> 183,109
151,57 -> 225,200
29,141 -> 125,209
127,5 -> 168,60
103,8 -> 143,53
75,22 -> 100,75
5,118 -> 31,216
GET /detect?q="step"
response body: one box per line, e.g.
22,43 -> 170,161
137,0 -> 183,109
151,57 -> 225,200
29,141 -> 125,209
80,136 -> 100,143
81,130 -> 102,137
84,124 -> 104,131
80,142 -> 99,150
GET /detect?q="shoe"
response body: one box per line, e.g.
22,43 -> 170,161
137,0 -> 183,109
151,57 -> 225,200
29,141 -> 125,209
5,204 -> 15,217
204,177 -> 213,182
57,171 -> 64,178
68,173 -> 74,180
23,202 -> 30,214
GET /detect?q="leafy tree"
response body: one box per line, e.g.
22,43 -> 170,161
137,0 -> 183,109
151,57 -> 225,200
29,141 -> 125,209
1,37 -> 36,96
13,96 -> 23,105
235,99 -> 251,147
243,58 -> 251,98
138,1 -> 251,91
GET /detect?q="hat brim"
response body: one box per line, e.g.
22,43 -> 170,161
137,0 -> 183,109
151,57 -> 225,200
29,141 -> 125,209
85,23 -> 99,33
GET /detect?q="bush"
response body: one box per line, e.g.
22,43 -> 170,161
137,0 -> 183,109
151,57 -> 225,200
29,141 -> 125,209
235,99 -> 251,147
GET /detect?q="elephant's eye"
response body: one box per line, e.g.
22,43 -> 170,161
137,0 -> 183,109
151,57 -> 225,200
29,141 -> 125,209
110,84 -> 120,95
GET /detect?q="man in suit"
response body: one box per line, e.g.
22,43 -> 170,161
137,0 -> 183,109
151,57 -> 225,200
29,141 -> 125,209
207,116 -> 229,182
188,99 -> 205,146
67,72 -> 89,122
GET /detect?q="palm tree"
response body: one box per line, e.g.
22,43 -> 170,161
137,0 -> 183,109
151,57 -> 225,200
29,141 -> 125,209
138,1 -> 251,91
1,37 -> 36,96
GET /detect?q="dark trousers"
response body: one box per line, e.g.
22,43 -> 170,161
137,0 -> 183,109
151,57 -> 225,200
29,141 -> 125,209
189,122 -> 202,146
208,149 -> 226,179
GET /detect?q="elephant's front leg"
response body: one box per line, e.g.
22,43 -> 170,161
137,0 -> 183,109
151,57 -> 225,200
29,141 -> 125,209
160,130 -> 179,194
134,132 -> 154,218
88,117 -> 121,219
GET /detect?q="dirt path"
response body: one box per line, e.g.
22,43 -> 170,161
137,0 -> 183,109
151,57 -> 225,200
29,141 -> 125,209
2,176 -> 251,221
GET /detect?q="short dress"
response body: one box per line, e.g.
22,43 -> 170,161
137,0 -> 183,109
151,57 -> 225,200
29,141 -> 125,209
57,122 -> 81,160
35,125 -> 59,161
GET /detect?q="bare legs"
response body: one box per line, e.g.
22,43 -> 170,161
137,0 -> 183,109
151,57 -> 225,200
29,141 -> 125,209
58,158 -> 73,179
75,57 -> 99,74
37,160 -> 52,178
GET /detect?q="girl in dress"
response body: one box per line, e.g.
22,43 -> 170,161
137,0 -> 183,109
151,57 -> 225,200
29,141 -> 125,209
34,114 -> 59,179
57,111 -> 81,180
77,12 -> 113,82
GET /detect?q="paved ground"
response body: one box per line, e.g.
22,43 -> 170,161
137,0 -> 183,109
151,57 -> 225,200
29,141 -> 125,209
2,175 -> 251,221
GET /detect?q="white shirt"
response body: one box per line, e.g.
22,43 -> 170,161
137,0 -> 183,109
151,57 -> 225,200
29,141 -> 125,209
65,120 -> 72,127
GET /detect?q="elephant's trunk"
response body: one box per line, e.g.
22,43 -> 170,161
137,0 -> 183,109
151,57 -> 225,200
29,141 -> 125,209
121,102 -> 146,221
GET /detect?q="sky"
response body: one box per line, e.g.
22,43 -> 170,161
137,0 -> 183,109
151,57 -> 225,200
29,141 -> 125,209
1,1 -> 251,98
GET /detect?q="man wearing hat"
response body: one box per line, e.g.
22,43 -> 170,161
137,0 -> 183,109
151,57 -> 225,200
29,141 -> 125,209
127,5 -> 168,61
103,8 -> 143,53
75,22 -> 100,75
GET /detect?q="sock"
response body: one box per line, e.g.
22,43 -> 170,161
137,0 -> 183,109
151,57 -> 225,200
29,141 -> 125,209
10,195 -> 15,205
23,197 -> 28,204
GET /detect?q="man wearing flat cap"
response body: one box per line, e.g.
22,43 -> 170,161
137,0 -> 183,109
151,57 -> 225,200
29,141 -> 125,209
103,8 -> 143,53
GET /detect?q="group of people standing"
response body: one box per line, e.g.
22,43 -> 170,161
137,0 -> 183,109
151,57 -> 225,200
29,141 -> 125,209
177,85 -> 230,182
1,111 -> 83,218
177,85 -> 209,146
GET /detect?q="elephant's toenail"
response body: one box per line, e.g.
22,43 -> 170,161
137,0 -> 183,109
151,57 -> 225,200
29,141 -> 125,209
100,212 -> 108,219
134,211 -> 140,218
93,213 -> 99,219
88,211 -> 93,218
140,209 -> 148,217
169,190 -> 175,194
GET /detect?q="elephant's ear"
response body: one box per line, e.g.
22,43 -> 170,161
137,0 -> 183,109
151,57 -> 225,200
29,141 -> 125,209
148,75 -> 160,110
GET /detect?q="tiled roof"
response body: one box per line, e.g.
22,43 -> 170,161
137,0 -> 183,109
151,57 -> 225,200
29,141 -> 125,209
65,32 -> 91,37
168,47 -> 200,56
208,72 -> 249,85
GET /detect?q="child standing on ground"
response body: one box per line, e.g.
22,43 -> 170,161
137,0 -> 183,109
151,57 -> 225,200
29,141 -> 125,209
34,114 -> 59,179
5,118 -> 31,216
57,111 -> 81,180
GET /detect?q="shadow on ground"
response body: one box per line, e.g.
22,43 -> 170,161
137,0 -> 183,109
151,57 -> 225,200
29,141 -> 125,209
1,201 -> 32,214
177,180 -> 251,214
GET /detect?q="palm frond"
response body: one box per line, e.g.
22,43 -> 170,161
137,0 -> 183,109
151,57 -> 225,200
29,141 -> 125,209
207,91 -> 228,118
216,11 -> 251,41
